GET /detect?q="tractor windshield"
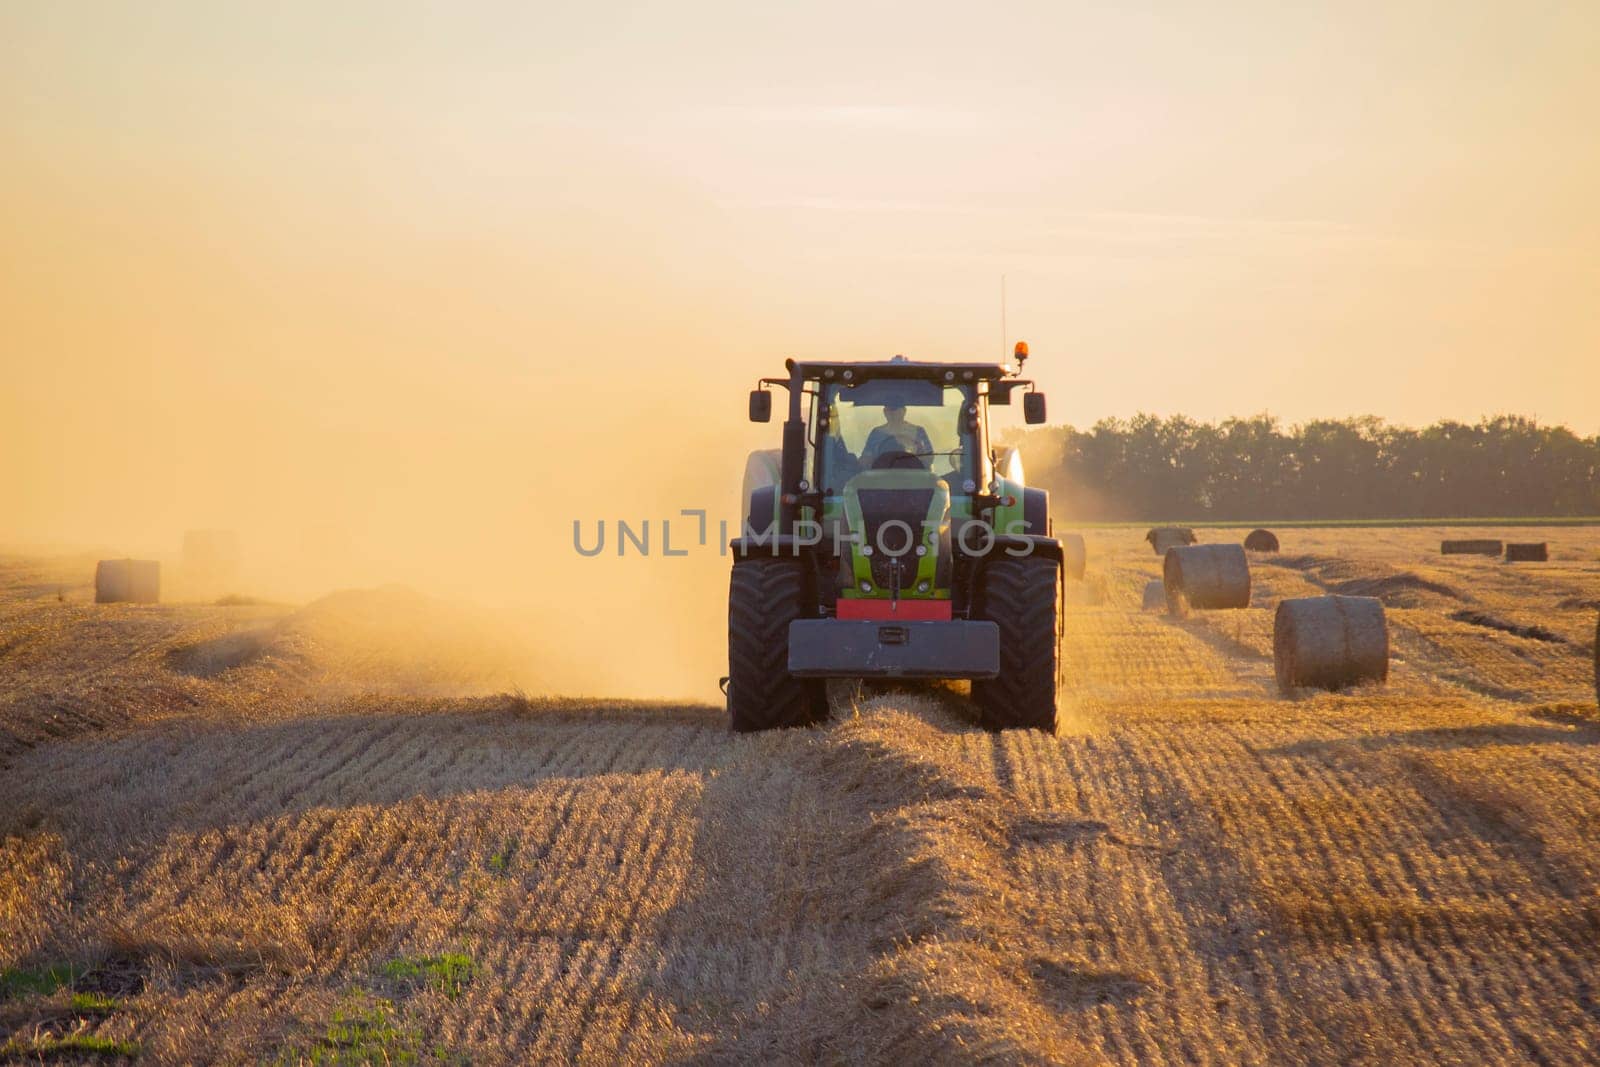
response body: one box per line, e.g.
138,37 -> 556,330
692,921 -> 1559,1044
814,380 -> 980,493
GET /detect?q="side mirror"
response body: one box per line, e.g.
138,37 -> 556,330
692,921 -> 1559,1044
748,390 -> 772,423
1023,391 -> 1047,425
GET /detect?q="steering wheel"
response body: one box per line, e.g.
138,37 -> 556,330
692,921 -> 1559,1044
871,450 -> 924,471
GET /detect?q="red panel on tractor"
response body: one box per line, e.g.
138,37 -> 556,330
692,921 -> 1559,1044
835,598 -> 953,621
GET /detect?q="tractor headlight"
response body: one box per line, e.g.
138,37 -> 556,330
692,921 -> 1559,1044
860,581 -> 873,593
917,580 -> 930,592
914,545 -> 927,556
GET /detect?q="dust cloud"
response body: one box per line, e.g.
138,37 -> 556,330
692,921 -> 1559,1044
3,140 -> 1059,702
6,357 -> 767,701
2,148 -> 786,702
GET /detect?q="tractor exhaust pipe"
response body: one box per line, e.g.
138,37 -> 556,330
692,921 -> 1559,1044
778,361 -> 806,530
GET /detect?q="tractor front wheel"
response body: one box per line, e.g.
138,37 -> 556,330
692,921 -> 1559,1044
972,556 -> 1061,733
727,557 -> 826,732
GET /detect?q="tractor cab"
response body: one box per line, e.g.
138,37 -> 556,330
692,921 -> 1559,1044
728,346 -> 1064,734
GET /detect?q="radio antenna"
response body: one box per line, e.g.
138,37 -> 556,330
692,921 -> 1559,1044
1000,274 -> 1007,360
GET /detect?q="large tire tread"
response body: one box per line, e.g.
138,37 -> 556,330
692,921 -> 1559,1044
727,558 -> 825,732
972,556 -> 1062,733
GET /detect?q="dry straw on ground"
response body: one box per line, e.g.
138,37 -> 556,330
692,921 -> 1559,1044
3,528 -> 1600,1063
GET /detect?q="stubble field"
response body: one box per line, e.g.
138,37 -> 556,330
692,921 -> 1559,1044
2,526 -> 1598,1063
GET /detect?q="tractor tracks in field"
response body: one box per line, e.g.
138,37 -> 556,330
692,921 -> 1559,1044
0,612 -> 203,766
1056,571 -> 1600,1062
652,694 -> 1237,1064
2,696 -> 730,1060
7,536 -> 1600,1062
1142,713 -> 1600,1062
1257,553 -> 1595,705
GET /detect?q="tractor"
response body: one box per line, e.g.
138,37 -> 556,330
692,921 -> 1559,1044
726,343 -> 1064,732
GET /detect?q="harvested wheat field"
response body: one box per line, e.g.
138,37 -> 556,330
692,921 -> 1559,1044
3,529 -> 1599,1064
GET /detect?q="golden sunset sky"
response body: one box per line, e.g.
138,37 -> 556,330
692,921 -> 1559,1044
3,3 -> 1596,693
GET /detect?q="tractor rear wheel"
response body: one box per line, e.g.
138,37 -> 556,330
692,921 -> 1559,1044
727,557 -> 826,732
972,556 -> 1061,732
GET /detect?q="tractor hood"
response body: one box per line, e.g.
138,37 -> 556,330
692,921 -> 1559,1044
839,468 -> 952,600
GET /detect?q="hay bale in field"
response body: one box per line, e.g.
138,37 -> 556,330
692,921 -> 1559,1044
1504,542 -> 1548,563
1141,579 -> 1166,611
1163,544 -> 1250,612
1061,533 -> 1086,581
1146,526 -> 1197,555
1440,539 -> 1502,556
740,448 -> 782,522
95,559 -> 160,604
1244,528 -> 1279,553
1274,595 -> 1388,692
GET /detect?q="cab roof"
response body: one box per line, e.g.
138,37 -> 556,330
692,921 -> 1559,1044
788,357 -> 1015,382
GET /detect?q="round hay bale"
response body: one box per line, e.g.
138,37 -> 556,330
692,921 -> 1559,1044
1061,533 -> 1087,581
1440,539 -> 1502,556
1244,528 -> 1279,553
1274,595 -> 1388,692
1163,544 -> 1250,612
1146,526 -> 1197,556
740,448 -> 784,533
1140,579 -> 1165,612
94,559 -> 161,604
1504,542 -> 1548,563
741,448 -> 782,507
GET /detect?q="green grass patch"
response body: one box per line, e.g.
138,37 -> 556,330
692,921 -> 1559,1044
0,963 -> 76,999
381,953 -> 476,999
69,991 -> 120,1014
486,837 -> 519,875
0,1033 -> 139,1059
308,999 -> 419,1065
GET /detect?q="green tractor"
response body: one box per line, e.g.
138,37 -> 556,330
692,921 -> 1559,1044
727,344 -> 1065,733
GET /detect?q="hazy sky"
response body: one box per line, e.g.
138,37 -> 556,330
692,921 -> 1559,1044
2,2 -> 1597,692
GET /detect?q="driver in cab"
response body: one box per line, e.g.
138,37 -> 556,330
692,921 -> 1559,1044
864,402 -> 933,468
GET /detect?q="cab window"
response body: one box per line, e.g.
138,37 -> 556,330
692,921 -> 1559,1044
814,381 -> 978,492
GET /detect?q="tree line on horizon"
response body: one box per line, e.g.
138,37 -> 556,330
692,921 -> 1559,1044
1006,414 -> 1600,521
